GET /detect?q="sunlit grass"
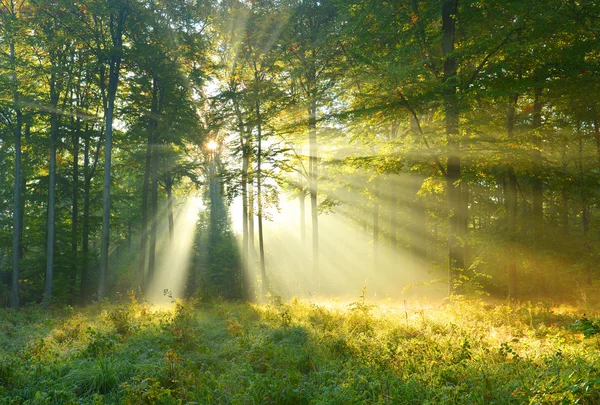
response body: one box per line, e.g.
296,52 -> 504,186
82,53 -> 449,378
1,296 -> 599,404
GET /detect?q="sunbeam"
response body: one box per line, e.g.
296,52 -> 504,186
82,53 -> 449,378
146,196 -> 203,304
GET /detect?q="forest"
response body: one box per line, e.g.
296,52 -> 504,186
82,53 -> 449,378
1,0 -> 600,403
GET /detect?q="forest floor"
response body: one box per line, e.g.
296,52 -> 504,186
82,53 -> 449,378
1,295 -> 600,404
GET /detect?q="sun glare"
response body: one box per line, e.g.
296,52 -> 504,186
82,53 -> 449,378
206,140 -> 218,152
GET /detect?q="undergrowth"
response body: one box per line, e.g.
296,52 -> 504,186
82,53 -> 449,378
0,294 -> 599,404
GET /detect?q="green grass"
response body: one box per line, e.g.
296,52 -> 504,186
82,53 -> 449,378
1,296 -> 599,404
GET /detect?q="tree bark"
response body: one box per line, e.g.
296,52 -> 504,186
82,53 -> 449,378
390,123 -> 399,250
148,77 -> 160,285
298,169 -> 306,246
241,138 -> 249,297
593,110 -> 600,166
308,101 -> 319,287
506,94 -> 518,299
43,75 -> 60,310
372,177 -> 379,272
70,119 -> 80,304
19,121 -> 29,261
442,0 -> 463,295
256,97 -> 267,298
578,132 -> 589,236
166,175 -> 174,241
248,164 -> 255,273
560,141 -> 569,234
138,137 -> 151,289
99,4 -> 126,300
10,37 -> 22,310
531,87 -> 543,238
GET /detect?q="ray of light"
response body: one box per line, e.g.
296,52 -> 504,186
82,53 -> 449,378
146,196 -> 203,304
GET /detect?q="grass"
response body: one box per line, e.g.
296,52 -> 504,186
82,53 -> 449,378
1,294 -> 599,404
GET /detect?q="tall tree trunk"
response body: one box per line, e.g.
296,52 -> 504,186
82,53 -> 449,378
248,167 -> 255,273
241,140 -> 249,297
460,169 -> 469,269
560,141 -> 569,234
231,82 -> 250,295
80,134 -> 91,305
19,121 -> 29,261
410,176 -> 428,259
298,169 -> 306,246
442,0 -> 463,295
390,123 -> 399,250
593,110 -> 600,166
390,179 -> 397,249
506,94 -> 519,299
99,5 -> 126,300
70,120 -> 80,304
10,38 -> 22,310
43,77 -> 60,309
372,177 -> 379,272
579,132 -> 589,236
138,138 -> 151,290
166,176 -> 174,241
79,124 -> 102,305
532,87 -> 543,238
148,77 -> 160,285
256,99 -> 267,298
80,131 -> 91,305
308,101 -> 319,287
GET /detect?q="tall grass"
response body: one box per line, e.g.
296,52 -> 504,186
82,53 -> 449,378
0,295 -> 599,404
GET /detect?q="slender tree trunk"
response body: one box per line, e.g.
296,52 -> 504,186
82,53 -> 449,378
256,99 -> 267,298
579,132 -> 589,236
79,124 -> 102,305
231,83 -> 250,295
442,0 -> 463,295
372,177 -> 379,272
248,170 -> 255,273
80,135 -> 90,305
298,169 -> 306,246
81,132 -> 91,305
44,78 -> 60,309
410,176 -> 428,259
593,111 -> 600,166
10,38 -> 22,310
148,77 -> 160,284
506,94 -> 519,299
532,87 -> 543,238
166,177 -> 174,241
308,101 -> 319,287
19,121 -> 29,261
241,140 -> 249,297
390,123 -> 399,250
99,6 -> 126,300
460,170 -> 469,268
70,120 -> 80,304
10,133 -> 21,306
560,141 -> 569,234
139,138 -> 151,290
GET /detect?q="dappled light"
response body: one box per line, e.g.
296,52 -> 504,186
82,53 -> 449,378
2,0 -> 600,403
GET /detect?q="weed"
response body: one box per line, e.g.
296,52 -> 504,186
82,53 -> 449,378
108,307 -> 132,337
2,299 -> 600,404
570,316 -> 600,337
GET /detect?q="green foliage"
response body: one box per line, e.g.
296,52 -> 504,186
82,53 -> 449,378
570,317 -> 600,338
1,299 -> 600,403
